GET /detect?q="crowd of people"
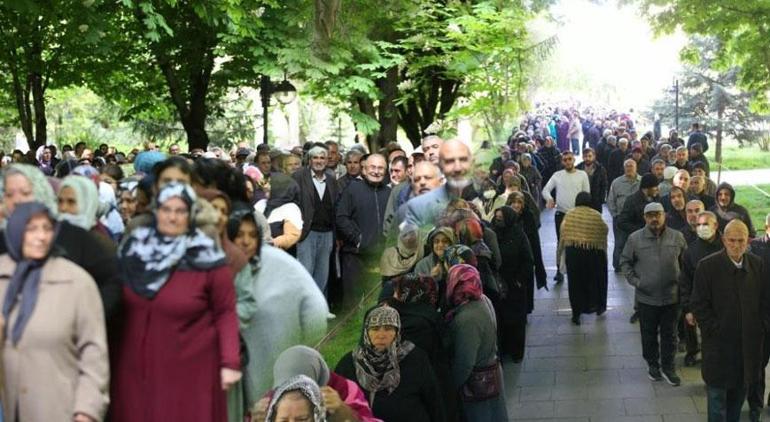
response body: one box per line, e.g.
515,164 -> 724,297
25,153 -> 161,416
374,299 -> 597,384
0,103 -> 767,422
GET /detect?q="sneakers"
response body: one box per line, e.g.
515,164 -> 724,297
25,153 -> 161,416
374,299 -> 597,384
648,367 -> 662,381
661,369 -> 681,386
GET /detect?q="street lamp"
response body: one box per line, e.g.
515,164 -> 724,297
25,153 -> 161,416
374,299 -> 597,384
260,75 -> 297,145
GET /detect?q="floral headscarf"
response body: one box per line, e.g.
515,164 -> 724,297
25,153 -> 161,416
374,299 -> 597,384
445,264 -> 483,320
118,182 -> 226,299
353,305 -> 415,398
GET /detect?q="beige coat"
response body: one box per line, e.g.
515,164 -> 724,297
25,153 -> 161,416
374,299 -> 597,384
0,254 -> 109,422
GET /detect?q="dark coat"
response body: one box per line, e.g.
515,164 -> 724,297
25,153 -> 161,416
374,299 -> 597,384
387,300 -> 443,361
336,347 -> 446,422
607,148 -> 629,184
711,182 -> 756,236
687,131 -> 709,153
293,167 -> 340,241
617,190 -> 657,235
0,221 -> 122,323
575,162 -> 608,212
691,251 -> 770,388
750,235 -> 770,268
678,234 -> 722,312
335,178 -> 391,254
536,146 -> 562,185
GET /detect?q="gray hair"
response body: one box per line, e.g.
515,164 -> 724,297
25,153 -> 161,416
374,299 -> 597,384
307,146 -> 328,159
618,138 -> 629,146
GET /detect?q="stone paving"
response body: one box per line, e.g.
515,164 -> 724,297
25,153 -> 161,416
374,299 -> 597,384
503,207 -> 764,421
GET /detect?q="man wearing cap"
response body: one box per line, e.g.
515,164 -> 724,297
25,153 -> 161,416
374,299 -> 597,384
692,220 -> 768,421
621,202 -> 687,386
631,146 -> 651,175
235,147 -> 252,169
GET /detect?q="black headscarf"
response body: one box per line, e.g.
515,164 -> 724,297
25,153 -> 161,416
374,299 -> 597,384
575,192 -> 593,208
2,202 -> 59,345
492,205 -> 519,242
264,173 -> 300,217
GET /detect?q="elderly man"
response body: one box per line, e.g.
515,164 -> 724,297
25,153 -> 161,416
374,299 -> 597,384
678,211 -> 721,367
607,137 -> 630,183
336,154 -> 391,306
405,139 -> 474,228
541,150 -> 590,283
748,213 -> 770,416
712,182 -> 756,236
692,220 -> 769,422
338,149 -> 363,192
681,199 -> 705,245
382,160 -> 442,237
662,169 -> 693,212
293,146 -> 340,295
608,159 -> 641,271
621,202 -> 687,386
421,135 -> 443,165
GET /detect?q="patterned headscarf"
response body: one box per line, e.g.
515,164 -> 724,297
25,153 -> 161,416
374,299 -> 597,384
393,273 -> 438,306
454,216 -> 492,260
443,244 -> 477,268
117,182 -> 226,299
353,305 -> 415,397
266,375 -> 327,422
445,264 -> 483,320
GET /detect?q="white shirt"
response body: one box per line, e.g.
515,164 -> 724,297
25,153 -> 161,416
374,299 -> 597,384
541,169 -> 591,213
311,172 -> 326,199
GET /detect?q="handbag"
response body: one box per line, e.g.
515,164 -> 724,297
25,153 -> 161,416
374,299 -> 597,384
460,359 -> 502,402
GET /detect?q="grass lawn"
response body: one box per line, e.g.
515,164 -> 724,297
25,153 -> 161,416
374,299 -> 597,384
316,263 -> 382,367
734,184 -> 770,236
706,143 -> 770,171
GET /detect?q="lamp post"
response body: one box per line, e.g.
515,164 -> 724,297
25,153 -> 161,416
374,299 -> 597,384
260,75 -> 298,145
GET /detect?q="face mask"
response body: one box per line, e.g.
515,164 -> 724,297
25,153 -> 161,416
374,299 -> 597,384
483,190 -> 496,200
696,225 -> 714,240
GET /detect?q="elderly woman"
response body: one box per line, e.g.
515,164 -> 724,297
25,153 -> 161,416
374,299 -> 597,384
379,223 -> 424,300
444,264 -> 507,421
58,175 -> 114,241
253,345 -> 378,422
111,182 -> 241,421
492,206 -> 534,362
227,209 -> 328,406
1,202 -> 109,421
255,173 -> 303,255
507,191 -> 547,301
266,375 -> 327,422
335,305 -> 445,422
558,192 -> 609,325
1,164 -> 122,322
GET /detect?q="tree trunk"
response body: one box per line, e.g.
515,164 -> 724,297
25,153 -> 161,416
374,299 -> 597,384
376,66 -> 399,147
30,71 -> 47,151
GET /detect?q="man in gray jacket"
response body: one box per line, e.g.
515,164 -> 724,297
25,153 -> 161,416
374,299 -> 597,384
621,202 -> 687,386
607,159 -> 640,271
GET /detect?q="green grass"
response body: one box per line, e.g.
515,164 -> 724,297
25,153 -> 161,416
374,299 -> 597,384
734,184 -> 770,237
316,263 -> 382,368
706,142 -> 770,171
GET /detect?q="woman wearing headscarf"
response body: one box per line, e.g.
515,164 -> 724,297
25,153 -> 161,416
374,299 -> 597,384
507,191 -> 548,303
444,264 -> 507,421
255,173 -> 303,255
490,169 -> 540,223
558,191 -> 609,325
265,375 -> 327,422
379,223 -> 424,300
0,164 -> 122,324
227,209 -> 328,408
453,216 -> 503,306
0,202 -> 109,421
413,227 -> 456,299
111,182 -> 241,422
58,175 -> 113,241
335,305 -> 445,422
252,345 -> 379,422
198,189 -> 258,422
492,206 -> 534,362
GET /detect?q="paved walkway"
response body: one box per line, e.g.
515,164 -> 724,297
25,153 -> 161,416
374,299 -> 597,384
716,169 -> 770,188
503,207 -> 763,421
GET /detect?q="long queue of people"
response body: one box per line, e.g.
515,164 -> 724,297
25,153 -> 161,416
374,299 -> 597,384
0,101 -> 768,422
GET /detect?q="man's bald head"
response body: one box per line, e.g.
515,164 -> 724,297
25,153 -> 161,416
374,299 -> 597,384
439,139 -> 473,189
723,219 -> 749,261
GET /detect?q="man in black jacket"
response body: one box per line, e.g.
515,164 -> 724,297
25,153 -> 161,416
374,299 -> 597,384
607,138 -> 630,184
678,211 -> 721,367
692,220 -> 769,422
576,147 -> 608,212
748,213 -> 770,416
336,153 -> 391,306
618,174 -> 660,236
294,145 -> 340,294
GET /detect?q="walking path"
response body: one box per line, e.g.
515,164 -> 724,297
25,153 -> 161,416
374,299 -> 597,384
503,207 -> 764,421
715,168 -> 770,190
